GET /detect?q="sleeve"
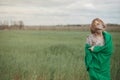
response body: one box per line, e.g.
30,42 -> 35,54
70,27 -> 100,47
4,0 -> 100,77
84,44 -> 92,71
86,35 -> 92,45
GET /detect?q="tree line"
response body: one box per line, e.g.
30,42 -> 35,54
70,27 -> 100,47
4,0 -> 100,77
0,20 -> 24,30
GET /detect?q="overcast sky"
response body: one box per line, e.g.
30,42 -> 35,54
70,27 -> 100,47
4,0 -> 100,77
0,0 -> 120,25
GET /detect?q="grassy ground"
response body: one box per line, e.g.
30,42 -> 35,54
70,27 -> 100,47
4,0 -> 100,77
0,30 -> 119,80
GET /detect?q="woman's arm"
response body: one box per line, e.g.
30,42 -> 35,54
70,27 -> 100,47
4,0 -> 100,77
91,33 -> 113,53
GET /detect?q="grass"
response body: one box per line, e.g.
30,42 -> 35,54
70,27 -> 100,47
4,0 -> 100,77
0,30 -> 119,80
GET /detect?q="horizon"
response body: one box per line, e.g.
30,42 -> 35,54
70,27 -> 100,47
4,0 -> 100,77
0,20 -> 120,26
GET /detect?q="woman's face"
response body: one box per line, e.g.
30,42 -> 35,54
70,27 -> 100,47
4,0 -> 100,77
90,18 -> 105,34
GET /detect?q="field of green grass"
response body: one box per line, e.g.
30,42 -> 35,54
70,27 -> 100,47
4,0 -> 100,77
0,30 -> 119,80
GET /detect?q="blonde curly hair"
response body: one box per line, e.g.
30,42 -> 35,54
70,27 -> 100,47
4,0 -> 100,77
90,18 -> 106,34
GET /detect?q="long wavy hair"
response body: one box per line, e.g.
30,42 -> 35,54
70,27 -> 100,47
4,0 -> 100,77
90,18 -> 106,34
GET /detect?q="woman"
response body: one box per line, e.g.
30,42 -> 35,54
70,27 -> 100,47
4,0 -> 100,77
85,18 -> 113,80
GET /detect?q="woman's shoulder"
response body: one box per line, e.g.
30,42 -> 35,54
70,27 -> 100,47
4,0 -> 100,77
86,34 -> 94,39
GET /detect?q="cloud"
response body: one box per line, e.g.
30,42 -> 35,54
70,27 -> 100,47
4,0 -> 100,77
84,3 -> 96,10
0,0 -> 120,25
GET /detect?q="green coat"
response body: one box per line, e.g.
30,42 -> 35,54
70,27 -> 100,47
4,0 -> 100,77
85,32 -> 113,80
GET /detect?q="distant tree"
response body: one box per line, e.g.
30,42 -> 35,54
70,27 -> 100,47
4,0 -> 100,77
3,20 -> 9,29
13,21 -> 18,27
0,21 -> 2,25
3,20 -> 8,26
19,21 -> 24,29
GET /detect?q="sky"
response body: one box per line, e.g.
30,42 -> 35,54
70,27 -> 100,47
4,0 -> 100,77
0,0 -> 120,25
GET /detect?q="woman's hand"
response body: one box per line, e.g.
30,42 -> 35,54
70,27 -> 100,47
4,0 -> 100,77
89,46 -> 94,51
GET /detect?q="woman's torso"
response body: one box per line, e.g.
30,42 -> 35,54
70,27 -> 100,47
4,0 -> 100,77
86,34 -> 105,46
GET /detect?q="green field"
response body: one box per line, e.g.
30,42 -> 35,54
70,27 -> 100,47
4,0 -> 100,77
0,30 -> 119,80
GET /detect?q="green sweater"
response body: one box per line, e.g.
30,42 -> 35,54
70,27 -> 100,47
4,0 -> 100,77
85,31 -> 113,72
